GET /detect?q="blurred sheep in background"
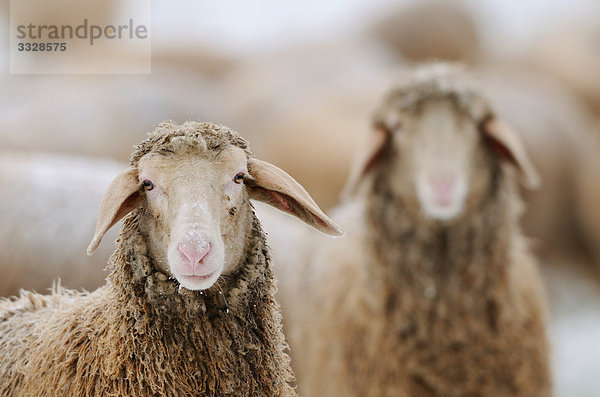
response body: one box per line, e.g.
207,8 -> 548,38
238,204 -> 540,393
528,20 -> 600,115
272,64 -> 551,396
0,152 -> 123,296
370,0 -> 480,63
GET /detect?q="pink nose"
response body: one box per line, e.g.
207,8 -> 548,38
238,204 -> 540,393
178,241 -> 211,274
428,174 -> 456,204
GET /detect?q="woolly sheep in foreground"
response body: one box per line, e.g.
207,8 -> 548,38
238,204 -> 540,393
0,121 -> 341,396
274,64 -> 551,396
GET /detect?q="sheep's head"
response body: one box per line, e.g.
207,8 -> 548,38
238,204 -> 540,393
345,64 -> 539,222
87,122 -> 342,290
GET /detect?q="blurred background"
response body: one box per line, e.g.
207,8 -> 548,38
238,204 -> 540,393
1,0 -> 599,395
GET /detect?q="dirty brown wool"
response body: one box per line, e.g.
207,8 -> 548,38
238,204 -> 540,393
277,64 -> 551,396
0,122 -> 330,396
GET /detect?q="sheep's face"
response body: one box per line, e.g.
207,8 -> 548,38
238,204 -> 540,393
347,69 -> 539,223
387,100 -> 492,221
137,145 -> 250,291
88,124 -> 342,293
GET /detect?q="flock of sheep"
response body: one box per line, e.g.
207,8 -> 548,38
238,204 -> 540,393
1,2 -> 600,396
0,63 -> 559,395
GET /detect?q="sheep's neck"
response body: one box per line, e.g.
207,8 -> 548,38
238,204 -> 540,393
106,210 -> 273,325
100,211 -> 294,395
366,173 -> 519,312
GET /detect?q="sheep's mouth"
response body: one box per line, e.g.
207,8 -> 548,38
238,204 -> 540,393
175,267 -> 222,290
179,273 -> 215,282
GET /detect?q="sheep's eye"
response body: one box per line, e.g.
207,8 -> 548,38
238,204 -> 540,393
233,172 -> 245,184
142,180 -> 155,191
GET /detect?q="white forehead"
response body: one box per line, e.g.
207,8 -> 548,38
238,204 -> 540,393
417,101 -> 467,130
137,145 -> 247,180
409,101 -> 478,147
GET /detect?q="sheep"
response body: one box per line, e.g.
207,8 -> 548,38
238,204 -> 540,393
369,0 -> 481,64
0,152 -> 124,296
573,122 -> 600,270
0,121 -> 342,396
528,21 -> 600,114
273,63 -> 551,396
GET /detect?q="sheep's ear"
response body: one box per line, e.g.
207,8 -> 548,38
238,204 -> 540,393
342,126 -> 389,197
483,118 -> 540,190
87,168 -> 143,255
247,158 -> 343,236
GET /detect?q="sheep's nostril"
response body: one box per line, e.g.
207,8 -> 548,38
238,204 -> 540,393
428,174 -> 456,196
178,242 -> 211,265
